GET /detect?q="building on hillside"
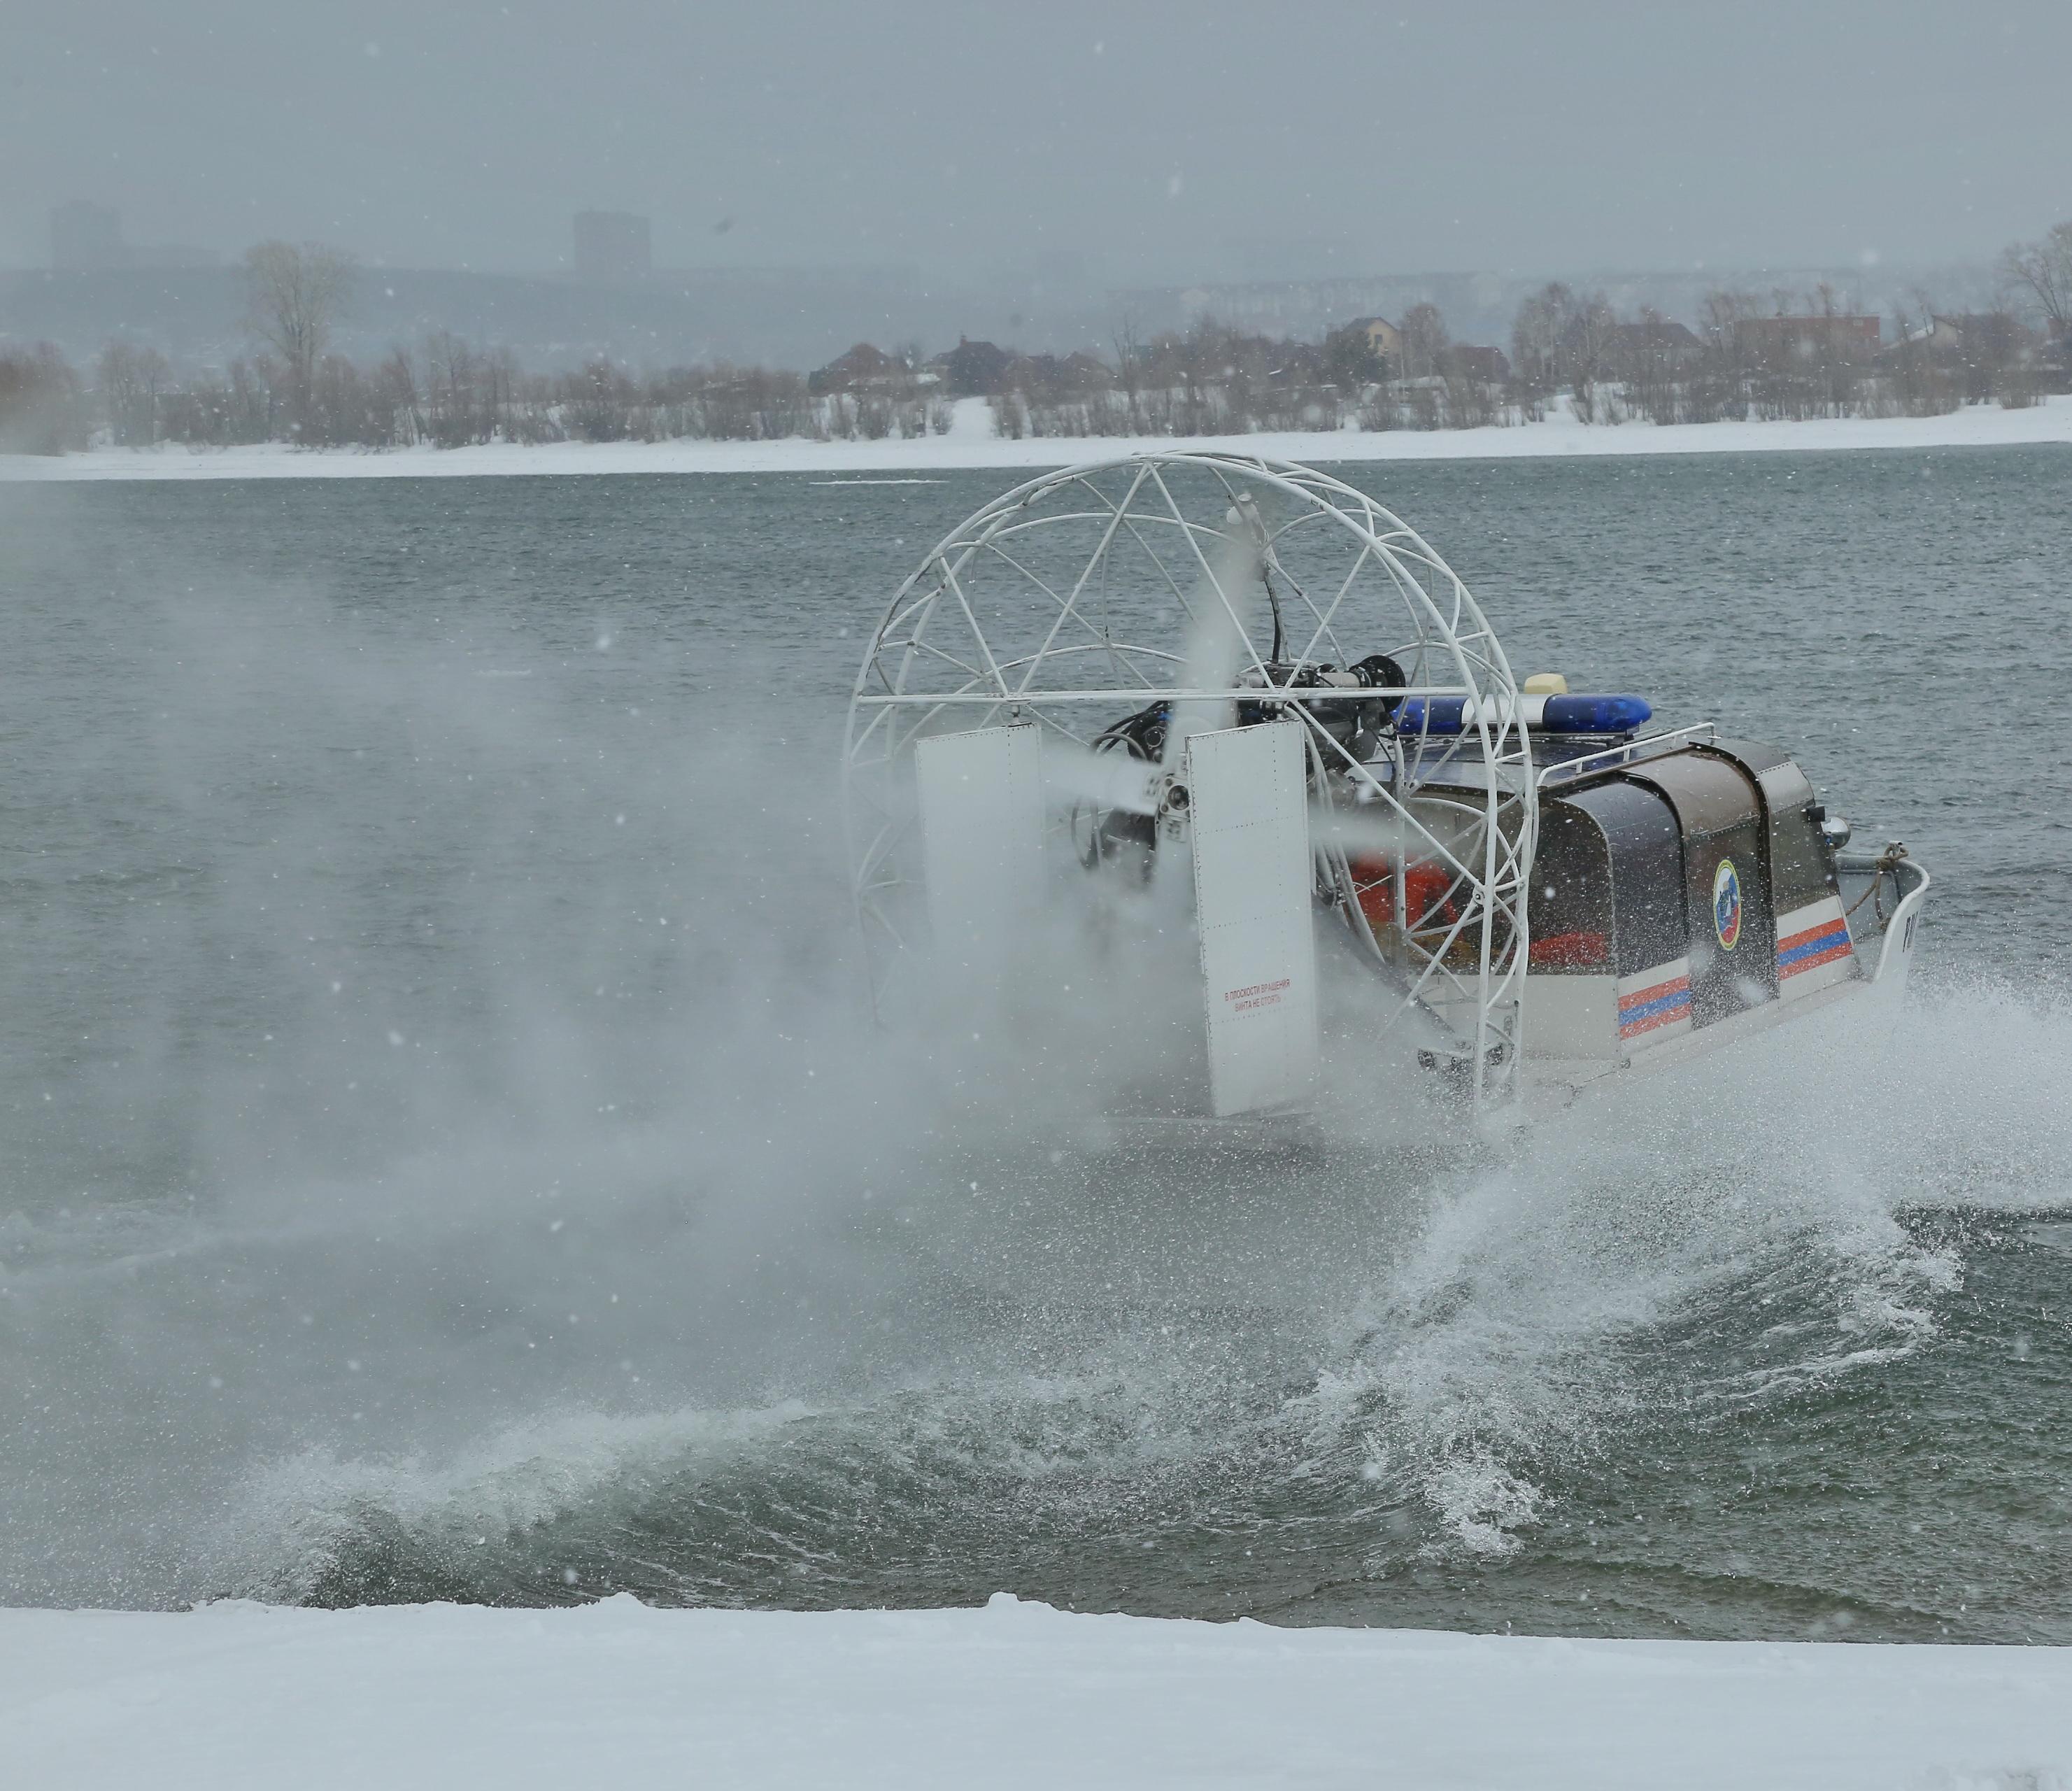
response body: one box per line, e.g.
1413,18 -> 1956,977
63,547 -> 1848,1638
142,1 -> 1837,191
572,212 -> 652,285
808,342 -> 918,395
1440,344 -> 1512,383
1734,313 -> 1881,358
1605,318 -> 1705,364
1938,312 -> 2066,381
1889,312 -> 2053,397
1344,316 -> 1403,361
936,337 -> 1014,396
1912,313 -> 2036,358
998,349 -> 1112,397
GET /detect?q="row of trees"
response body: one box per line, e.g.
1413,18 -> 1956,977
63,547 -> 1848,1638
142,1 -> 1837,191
6,296 -> 2045,455
993,299 -> 2057,441
1,241 -> 951,453
5,225 -> 2067,454
992,220 -> 2069,438
1506,281 -> 2055,425
1517,220 -> 2072,421
4,334 -> 956,453
999,220 -> 2069,434
986,315 -> 1509,439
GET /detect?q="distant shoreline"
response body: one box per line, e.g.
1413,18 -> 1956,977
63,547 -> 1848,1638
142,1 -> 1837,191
6,393 -> 2068,482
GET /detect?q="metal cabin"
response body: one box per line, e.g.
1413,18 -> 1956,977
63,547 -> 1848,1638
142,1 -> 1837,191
1520,735 -> 1920,1094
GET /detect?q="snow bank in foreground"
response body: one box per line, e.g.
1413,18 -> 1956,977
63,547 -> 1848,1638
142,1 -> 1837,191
5,395 -> 2070,482
3,1595 -> 2064,1790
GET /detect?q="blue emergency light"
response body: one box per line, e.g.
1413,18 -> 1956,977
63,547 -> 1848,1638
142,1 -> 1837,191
1396,694 -> 1652,736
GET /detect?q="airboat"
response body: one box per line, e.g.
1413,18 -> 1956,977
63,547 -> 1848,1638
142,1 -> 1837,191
841,451 -> 1927,1125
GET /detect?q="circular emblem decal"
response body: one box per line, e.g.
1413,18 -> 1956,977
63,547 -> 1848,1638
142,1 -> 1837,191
1712,857 -> 1743,951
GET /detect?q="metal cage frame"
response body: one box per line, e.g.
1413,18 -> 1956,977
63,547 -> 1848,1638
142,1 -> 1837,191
841,451 -> 1536,1106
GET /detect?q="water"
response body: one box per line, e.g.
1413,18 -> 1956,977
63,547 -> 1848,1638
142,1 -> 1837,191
1,447 -> 2069,1641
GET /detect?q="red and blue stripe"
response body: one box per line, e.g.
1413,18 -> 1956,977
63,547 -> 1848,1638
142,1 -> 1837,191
1618,974 -> 1692,1039
1777,915 -> 1852,979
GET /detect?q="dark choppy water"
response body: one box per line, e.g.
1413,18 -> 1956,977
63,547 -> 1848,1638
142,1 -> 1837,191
1,448 -> 2069,1642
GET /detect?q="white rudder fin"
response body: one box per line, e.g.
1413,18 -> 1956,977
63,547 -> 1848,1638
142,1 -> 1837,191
1185,721 -> 1320,1117
914,724 -> 1046,964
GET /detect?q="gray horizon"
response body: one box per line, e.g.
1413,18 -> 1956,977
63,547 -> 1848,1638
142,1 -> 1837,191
7,0 -> 2071,288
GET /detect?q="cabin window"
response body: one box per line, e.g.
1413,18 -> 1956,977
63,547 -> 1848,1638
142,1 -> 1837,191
1768,802 -> 1834,914
1529,804 -> 1613,972
1558,781 -> 1687,977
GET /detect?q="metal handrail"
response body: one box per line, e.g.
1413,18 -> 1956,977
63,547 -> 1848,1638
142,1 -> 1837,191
853,684 -> 1475,707
1534,722 -> 1718,791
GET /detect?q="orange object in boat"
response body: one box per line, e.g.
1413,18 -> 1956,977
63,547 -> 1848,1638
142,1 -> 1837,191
1348,857 -> 1458,934
1528,929 -> 1610,970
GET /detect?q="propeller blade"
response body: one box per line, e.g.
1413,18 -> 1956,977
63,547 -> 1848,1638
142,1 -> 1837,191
1042,743 -> 1159,816
1159,516 -> 1260,772
1307,803 -> 1410,861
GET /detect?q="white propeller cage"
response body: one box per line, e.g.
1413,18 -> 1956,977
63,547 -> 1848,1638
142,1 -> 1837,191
842,451 -> 1536,1107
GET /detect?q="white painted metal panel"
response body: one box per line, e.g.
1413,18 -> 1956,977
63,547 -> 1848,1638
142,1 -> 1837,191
914,725 -> 1046,962
1186,722 -> 1319,1117
1773,895 -> 1859,1002
1522,974 -> 1619,1059
1615,957 -> 1694,1051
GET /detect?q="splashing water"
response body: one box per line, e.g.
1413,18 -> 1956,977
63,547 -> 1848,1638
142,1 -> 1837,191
3,467 -> 2069,1643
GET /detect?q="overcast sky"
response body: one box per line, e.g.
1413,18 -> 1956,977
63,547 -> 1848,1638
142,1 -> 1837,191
7,0 -> 2069,283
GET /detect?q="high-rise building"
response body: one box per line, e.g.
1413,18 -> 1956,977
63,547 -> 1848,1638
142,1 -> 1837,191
52,201 -> 127,271
572,211 -> 651,285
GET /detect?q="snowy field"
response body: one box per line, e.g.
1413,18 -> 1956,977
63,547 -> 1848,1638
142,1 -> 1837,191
3,1596 -> 2066,1790
3,393 -> 2069,481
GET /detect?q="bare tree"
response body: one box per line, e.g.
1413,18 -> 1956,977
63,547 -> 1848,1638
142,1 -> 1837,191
243,240 -> 356,432
1810,283 -> 1859,418
0,343 -> 88,454
1615,307 -> 1686,425
1560,292 -> 1617,423
1999,220 -> 2072,358
1700,289 -> 1766,418
1112,313 -> 1146,429
1884,293 -> 1947,418
97,340 -> 171,445
1510,283 -> 1573,411
374,348 -> 423,444
1397,302 -> 1449,383
1322,322 -> 1384,391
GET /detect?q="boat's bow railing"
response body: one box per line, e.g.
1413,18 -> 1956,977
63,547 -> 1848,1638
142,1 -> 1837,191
1835,843 -> 1929,990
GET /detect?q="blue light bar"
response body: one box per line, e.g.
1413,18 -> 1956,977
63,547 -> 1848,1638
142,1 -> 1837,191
1396,694 -> 1653,736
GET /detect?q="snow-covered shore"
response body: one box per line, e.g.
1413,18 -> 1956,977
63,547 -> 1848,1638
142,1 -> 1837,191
2,1595 -> 2065,1790
5,394 -> 2070,482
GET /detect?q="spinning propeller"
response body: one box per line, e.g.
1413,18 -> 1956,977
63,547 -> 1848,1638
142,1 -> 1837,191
1033,505 -> 1412,863
847,450 -> 1534,1116
911,506 -> 1406,1117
